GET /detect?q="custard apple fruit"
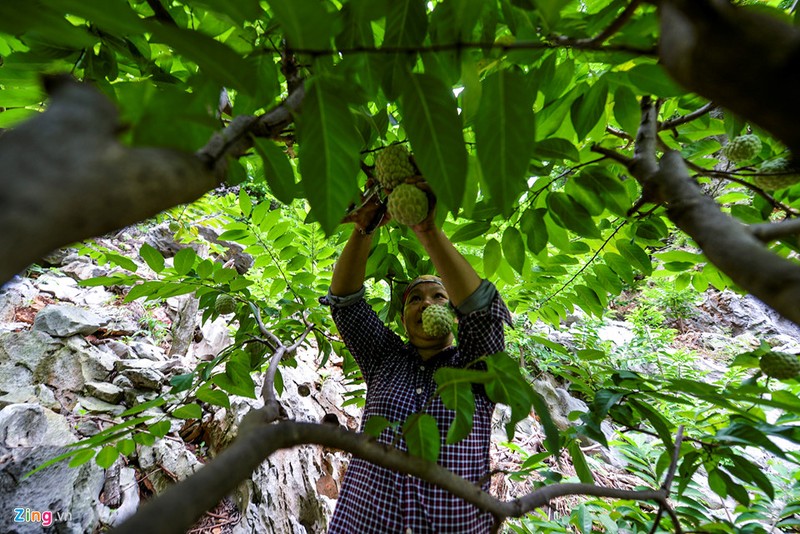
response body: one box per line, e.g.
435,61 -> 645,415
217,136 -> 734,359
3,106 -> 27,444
422,304 -> 454,337
759,351 -> 800,380
722,134 -> 761,163
388,184 -> 429,226
375,145 -> 416,189
754,158 -> 800,190
214,294 -> 237,315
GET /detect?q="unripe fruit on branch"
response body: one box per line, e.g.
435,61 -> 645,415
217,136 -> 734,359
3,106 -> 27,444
214,294 -> 237,315
754,157 -> 800,190
387,184 -> 429,226
723,134 -> 761,163
375,144 -> 415,190
759,351 -> 800,380
422,304 -> 454,337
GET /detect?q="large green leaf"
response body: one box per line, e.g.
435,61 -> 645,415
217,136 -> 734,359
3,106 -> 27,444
399,73 -> 468,211
296,75 -> 362,235
546,192 -> 601,239
502,226 -> 526,275
253,139 -> 300,204
483,238 -> 502,278
47,0 -> 147,35
265,0 -> 337,50
475,71 -> 536,216
381,0 -> 428,99
435,368 -> 478,444
570,77 -> 608,140
403,413 -> 441,462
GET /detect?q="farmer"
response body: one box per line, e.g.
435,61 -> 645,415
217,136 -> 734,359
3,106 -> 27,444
322,185 -> 511,533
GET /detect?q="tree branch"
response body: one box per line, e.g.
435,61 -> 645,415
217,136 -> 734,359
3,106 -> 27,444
0,77 -> 304,287
111,420 -> 679,534
750,217 -> 800,244
554,0 -> 644,46
659,102 -> 716,130
657,0 -> 800,157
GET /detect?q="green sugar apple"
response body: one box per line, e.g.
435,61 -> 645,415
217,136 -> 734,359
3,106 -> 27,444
422,304 -> 454,337
214,294 -> 237,315
387,184 -> 429,226
722,134 -> 761,163
754,157 -> 800,190
759,351 -> 800,380
375,144 -> 416,190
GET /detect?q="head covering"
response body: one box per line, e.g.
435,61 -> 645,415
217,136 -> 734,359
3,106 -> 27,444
401,275 -> 445,309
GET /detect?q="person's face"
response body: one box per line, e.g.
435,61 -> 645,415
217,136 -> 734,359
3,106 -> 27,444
402,282 -> 454,350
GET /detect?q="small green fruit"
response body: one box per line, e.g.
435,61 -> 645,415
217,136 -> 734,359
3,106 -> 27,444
375,145 -> 416,190
754,158 -> 800,190
722,134 -> 761,163
214,294 -> 237,315
387,184 -> 429,226
759,351 -> 800,380
422,304 -> 454,337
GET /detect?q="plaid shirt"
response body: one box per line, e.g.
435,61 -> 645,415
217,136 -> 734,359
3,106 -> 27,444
325,282 -> 511,534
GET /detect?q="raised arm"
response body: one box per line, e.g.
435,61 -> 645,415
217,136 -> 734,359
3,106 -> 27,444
330,229 -> 373,297
330,194 -> 386,296
409,185 -> 480,307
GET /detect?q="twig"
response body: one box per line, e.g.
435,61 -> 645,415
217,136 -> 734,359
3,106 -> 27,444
554,0 -> 643,46
659,103 -> 716,130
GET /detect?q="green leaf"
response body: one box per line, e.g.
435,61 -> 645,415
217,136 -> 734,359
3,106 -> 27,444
629,398 -> 674,450
266,0 -> 336,50
381,0 -> 428,99
119,397 -> 166,417
139,243 -> 165,273
727,453 -> 774,499
403,414 -> 441,462
148,421 -> 171,438
238,189 -> 252,217
546,192 -> 600,238
435,368 -> 482,444
520,208 -> 548,254
147,23 -> 258,96
483,238 -> 502,278
567,440 -> 594,484
399,73 -> 468,212
116,439 -> 136,456
570,78 -> 608,140
69,448 -> 97,468
196,386 -> 231,409
47,0 -> 147,35
626,64 -> 684,97
529,389 -> 560,455
530,138 -> 580,162
502,227 -> 526,275
173,248 -> 197,276
573,166 -> 630,217
450,221 -> 492,243
170,373 -> 194,393
297,75 -> 362,235
485,352 -> 534,440
173,404 -> 203,419
617,240 -> 652,275
475,71 -> 535,216
613,85 -> 640,136
253,139 -> 299,204
363,415 -> 395,438
96,445 -> 120,469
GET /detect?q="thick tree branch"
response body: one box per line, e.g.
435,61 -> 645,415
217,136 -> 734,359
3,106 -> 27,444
609,97 -> 800,327
0,77 -> 304,287
657,0 -> 800,157
659,102 -> 716,130
112,420 -> 679,534
750,218 -> 800,244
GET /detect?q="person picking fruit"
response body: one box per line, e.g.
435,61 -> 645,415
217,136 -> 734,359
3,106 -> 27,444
321,174 -> 512,534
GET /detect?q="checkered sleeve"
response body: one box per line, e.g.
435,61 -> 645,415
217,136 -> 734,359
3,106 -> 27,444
325,291 -> 404,381
454,280 -> 512,365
